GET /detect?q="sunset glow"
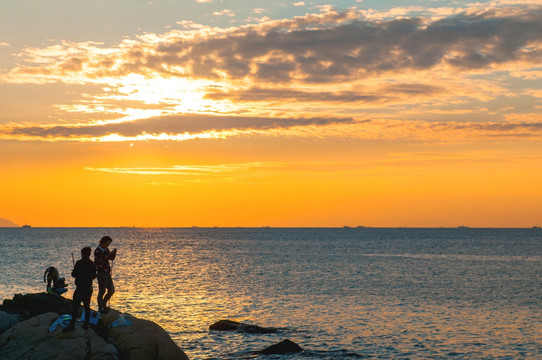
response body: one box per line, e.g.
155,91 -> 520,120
1,0 -> 541,227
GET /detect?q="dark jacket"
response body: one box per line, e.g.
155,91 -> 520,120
72,258 -> 97,287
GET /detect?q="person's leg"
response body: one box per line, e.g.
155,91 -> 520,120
97,272 -> 107,312
102,273 -> 115,309
64,288 -> 81,332
82,287 -> 92,329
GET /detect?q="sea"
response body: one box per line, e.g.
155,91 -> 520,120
0,227 -> 540,359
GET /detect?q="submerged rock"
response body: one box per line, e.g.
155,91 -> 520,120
259,339 -> 303,355
209,319 -> 278,334
209,319 -> 240,331
0,293 -> 189,360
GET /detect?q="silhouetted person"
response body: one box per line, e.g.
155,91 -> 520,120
95,236 -> 117,314
43,266 -> 68,296
64,247 -> 96,332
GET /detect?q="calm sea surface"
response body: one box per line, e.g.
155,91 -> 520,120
0,228 -> 540,359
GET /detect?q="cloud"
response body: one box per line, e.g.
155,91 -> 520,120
195,0 -> 213,3
2,5 -> 542,146
4,7 -> 542,86
85,162 -> 277,176
205,83 -> 444,103
294,2 -> 305,6
525,89 -> 542,98
0,42 -> 10,47
213,9 -> 235,17
0,113 -> 354,141
2,111 -> 542,143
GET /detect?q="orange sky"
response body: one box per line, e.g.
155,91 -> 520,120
1,2 -> 542,227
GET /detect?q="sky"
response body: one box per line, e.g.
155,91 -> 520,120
1,0 -> 542,227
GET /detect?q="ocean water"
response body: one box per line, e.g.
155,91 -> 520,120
0,227 -> 540,359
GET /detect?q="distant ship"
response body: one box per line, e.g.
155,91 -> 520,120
533,226 -> 541,229
22,225 -> 31,228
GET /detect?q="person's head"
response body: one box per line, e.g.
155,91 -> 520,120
81,246 -> 91,258
100,236 -> 113,248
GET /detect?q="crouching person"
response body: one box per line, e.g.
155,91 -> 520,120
64,247 -> 96,332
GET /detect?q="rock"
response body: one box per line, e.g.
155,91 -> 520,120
0,311 -> 19,334
0,293 -> 190,360
209,319 -> 278,334
0,293 -> 72,320
0,312 -> 119,360
209,319 -> 240,331
259,339 -> 303,355
98,309 -> 189,360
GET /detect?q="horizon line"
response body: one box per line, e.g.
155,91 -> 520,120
2,226 -> 541,229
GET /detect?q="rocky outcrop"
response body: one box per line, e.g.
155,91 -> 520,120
259,339 -> 303,355
209,319 -> 278,334
0,293 -> 189,360
100,309 -> 189,360
0,293 -> 72,320
0,312 -> 118,360
0,311 -> 19,334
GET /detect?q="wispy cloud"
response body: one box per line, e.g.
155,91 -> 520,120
0,114 -> 354,142
2,113 -> 542,143
85,162 -> 277,176
85,151 -> 542,182
205,84 -> 445,103
213,9 -> 235,17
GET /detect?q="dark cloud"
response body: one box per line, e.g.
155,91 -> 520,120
145,8 -> 542,83
2,114 -> 354,139
10,7 -> 542,86
205,87 -> 388,103
383,83 -> 444,95
461,121 -> 542,132
205,83 -> 443,103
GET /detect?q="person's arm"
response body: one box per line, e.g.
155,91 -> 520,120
71,261 -> 79,278
109,248 -> 117,261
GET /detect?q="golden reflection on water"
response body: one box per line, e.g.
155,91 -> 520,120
103,240 -> 540,359
0,227 -> 540,359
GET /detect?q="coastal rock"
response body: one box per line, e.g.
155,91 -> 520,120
209,319 -> 278,334
0,311 -> 19,334
0,293 -> 189,360
98,309 -> 189,360
259,339 -> 303,355
0,312 -> 119,360
209,319 -> 240,331
0,293 -> 72,320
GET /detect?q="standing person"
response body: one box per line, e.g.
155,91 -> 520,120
64,247 -> 96,332
94,236 -> 117,314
